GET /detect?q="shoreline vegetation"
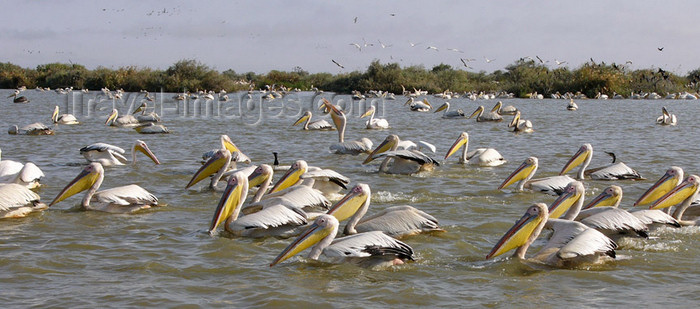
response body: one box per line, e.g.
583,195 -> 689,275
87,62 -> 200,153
2,59 -> 700,98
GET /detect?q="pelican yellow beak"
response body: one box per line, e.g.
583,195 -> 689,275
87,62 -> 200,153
509,111 -> 521,128
492,101 -> 502,113
135,141 -> 161,165
186,150 -> 231,189
363,136 -> 396,164
221,136 -> 240,154
105,109 -> 118,125
52,106 -> 60,123
422,98 -> 432,109
248,165 -> 271,187
133,104 -> 144,114
293,113 -> 310,126
444,133 -> 468,160
269,162 -> 306,193
209,174 -> 247,235
434,103 -> 448,113
498,158 -> 537,190
270,217 -> 334,266
582,187 -> 620,210
560,146 -> 591,175
634,169 -> 681,206
650,176 -> 699,210
486,204 -> 544,259
49,166 -> 100,206
326,185 -> 369,222
468,106 -> 484,119
548,185 -> 582,219
360,108 -> 374,118
404,98 -> 413,106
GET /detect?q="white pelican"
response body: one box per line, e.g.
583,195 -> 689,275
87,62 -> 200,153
52,106 -> 79,125
508,111 -> 533,133
132,101 -> 162,123
0,184 -> 47,218
187,149 -> 233,191
105,109 -> 158,127
322,99 -> 373,155
404,98 -> 432,112
363,134 -> 439,175
201,135 -> 250,167
656,106 -> 677,126
8,123 -> 54,135
567,99 -> 578,111
134,123 -> 170,134
492,101 -> 518,115
8,92 -> 29,103
0,148 -> 44,189
468,105 -> 502,122
498,157 -> 574,195
650,175 -> 700,226
634,166 -> 684,207
486,203 -> 617,268
270,214 -> 414,268
49,163 -> 159,213
267,160 -> 350,197
434,102 -> 466,119
560,144 -> 643,180
360,105 -> 390,128
583,185 -> 679,228
324,183 -> 443,238
292,111 -> 334,130
444,132 -> 505,166
80,140 -> 160,166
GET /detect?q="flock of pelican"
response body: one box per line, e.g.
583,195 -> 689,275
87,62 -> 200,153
1,90 -> 696,271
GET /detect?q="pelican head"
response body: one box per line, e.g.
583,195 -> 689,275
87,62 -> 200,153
548,181 -> 584,219
220,135 -> 240,154
51,106 -> 60,123
270,214 -> 339,266
634,166 -> 683,206
8,125 -> 19,135
508,111 -> 522,128
209,172 -> 248,235
650,175 -> 700,210
269,160 -> 308,193
133,140 -> 161,164
326,184 -> 370,222
363,134 -> 399,164
248,164 -> 273,187
105,109 -> 118,125
486,203 -> 548,259
468,106 -> 485,119
583,185 -> 622,209
492,101 -> 502,113
560,144 -> 593,176
293,111 -> 312,126
434,102 -> 450,113
444,132 -> 468,160
50,163 -> 103,207
361,106 -> 376,118
498,157 -> 538,190
186,149 -> 231,189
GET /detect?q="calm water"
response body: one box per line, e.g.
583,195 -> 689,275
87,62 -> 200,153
1,89 -> 699,308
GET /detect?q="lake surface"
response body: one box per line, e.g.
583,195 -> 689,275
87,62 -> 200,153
1,89 -> 698,308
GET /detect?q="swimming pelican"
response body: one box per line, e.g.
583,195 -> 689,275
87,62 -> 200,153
404,98 -> 432,112
0,184 -> 47,218
51,106 -> 79,124
583,185 -> 679,228
201,135 -> 250,167
132,101 -> 162,123
363,134 -> 439,175
105,109 -> 142,127
508,111 -> 533,133
634,166 -> 684,207
267,160 -> 349,197
498,157 -> 573,195
270,214 -> 414,268
80,140 -> 160,166
560,144 -> 643,180
650,175 -> 700,226
8,123 -> 54,135
49,162 -> 159,213
444,132 -> 505,166
486,203 -> 617,268
134,123 -> 170,134
360,105 -> 390,128
7,91 -> 29,103
325,183 -> 443,238
468,105 -> 502,122
187,149 -> 233,191
0,148 -> 44,189
656,106 -> 677,126
434,102 -> 466,119
567,99 -> 578,111
492,101 -> 518,115
292,111 -> 334,130
322,99 -> 373,155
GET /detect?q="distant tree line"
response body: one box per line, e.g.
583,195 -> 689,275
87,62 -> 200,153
2,59 -> 700,98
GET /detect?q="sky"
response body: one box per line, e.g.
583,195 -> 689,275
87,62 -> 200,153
3,0 -> 700,75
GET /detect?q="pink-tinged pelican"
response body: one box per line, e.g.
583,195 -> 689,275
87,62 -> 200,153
361,105 -> 390,128
634,166 -> 684,207
270,214 -> 414,268
434,102 -> 466,119
324,183 -> 443,238
363,134 -> 439,175
80,140 -> 160,166
508,111 -> 533,133
656,106 -> 677,126
444,132 -> 505,166
650,175 -> 700,226
321,99 -> 373,155
486,203 -> 617,268
468,105 -> 502,122
404,98 -> 432,112
49,163 -> 159,213
583,185 -> 679,228
498,157 -> 573,195
560,144 -> 642,180
52,106 -> 79,125
0,184 -> 47,218
292,111 -> 334,130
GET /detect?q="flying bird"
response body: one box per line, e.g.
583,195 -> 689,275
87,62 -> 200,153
658,47 -> 664,52
484,57 -> 495,63
447,48 -> 463,53
409,42 -> 421,47
350,43 -> 362,51
536,55 -> 544,63
554,59 -> 567,66
332,59 -> 345,69
378,40 -> 391,48
460,58 -> 473,69
353,17 -> 357,23
426,46 -> 439,51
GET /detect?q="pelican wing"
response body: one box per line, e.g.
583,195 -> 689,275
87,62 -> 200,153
246,186 -> 330,213
80,143 -> 125,154
576,208 -> 649,237
0,184 -> 40,211
587,162 -> 642,180
231,204 -> 307,230
525,175 -> 573,195
375,150 -> 440,166
0,161 -> 24,182
324,231 -> 414,260
630,209 -> 680,227
301,168 -> 350,189
355,205 -> 442,237
17,162 -> 44,183
415,141 -> 436,153
466,148 -> 505,166
93,185 -> 158,206
330,141 -> 372,155
308,120 -> 333,130
543,219 -> 616,259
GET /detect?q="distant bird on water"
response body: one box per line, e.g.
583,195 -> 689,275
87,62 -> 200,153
332,59 -> 345,69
